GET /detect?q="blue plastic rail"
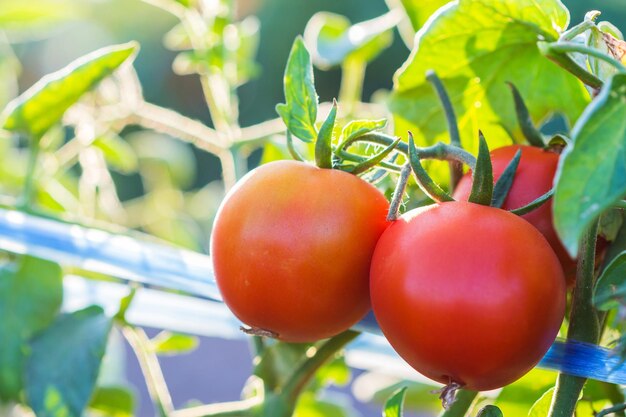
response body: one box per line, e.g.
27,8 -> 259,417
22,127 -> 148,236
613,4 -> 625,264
0,208 -> 624,385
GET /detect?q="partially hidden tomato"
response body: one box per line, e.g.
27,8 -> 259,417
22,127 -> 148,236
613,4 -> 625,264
211,160 -> 390,342
370,201 -> 565,391
453,145 -> 576,279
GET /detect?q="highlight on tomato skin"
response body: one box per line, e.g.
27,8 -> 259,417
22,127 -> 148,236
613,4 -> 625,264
369,201 -> 566,391
210,159 -> 391,343
453,145 -> 576,280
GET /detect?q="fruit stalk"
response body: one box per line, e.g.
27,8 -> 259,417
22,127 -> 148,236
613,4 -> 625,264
547,219 -> 600,417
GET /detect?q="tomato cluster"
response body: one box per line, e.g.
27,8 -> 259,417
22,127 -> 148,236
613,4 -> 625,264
211,145 -> 568,391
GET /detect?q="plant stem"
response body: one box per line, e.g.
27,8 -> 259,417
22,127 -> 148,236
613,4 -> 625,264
559,15 -> 599,41
426,70 -> 463,189
538,41 -> 603,89
387,163 -> 411,221
171,399 -> 260,417
549,42 -> 626,73
614,200 -> 626,209
547,219 -> 600,417
339,58 -> 366,117
19,138 -> 40,210
281,331 -> 359,407
597,404 -> 626,417
122,326 -> 174,417
438,390 -> 478,417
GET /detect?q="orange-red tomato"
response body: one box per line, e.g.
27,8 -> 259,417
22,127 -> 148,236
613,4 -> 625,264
211,160 -> 390,342
453,145 -> 576,278
370,201 -> 565,391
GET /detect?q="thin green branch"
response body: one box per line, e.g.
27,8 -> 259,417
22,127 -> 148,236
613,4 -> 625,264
597,403 -> 626,417
549,42 -> 626,73
122,326 -> 174,417
538,41 -> 603,89
387,163 -> 411,221
171,398 -> 260,417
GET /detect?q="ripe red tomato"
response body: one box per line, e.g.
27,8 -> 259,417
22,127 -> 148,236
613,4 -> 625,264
211,160 -> 390,342
370,201 -> 565,391
453,145 -> 576,278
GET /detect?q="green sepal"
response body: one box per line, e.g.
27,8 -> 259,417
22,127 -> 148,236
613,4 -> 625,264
491,149 -> 522,208
468,132 -> 494,206
510,189 -> 554,216
408,133 -> 454,203
315,100 -> 337,169
346,137 -> 401,175
507,82 -> 545,147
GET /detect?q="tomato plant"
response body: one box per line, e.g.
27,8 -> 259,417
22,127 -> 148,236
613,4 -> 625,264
212,160 -> 389,342
1,1 -> 626,417
370,201 -> 566,391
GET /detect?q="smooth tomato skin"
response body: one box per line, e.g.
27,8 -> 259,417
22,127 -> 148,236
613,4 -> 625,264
211,160 -> 390,343
370,202 -> 566,391
453,145 -> 576,278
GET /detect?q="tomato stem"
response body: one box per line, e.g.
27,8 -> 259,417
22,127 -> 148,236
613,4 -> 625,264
426,70 -> 464,190
408,133 -> 455,202
437,389 -> 478,417
549,42 -> 626,73
547,219 -> 600,417
506,83 -> 545,147
280,330 -> 359,409
387,163 -> 412,221
538,41 -> 603,89
596,404 -> 626,417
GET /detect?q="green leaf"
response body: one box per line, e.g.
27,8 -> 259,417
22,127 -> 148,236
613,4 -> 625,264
150,331 -> 199,356
593,251 -> 626,310
553,73 -> 626,256
468,133 -> 493,206
399,0 -> 451,32
276,37 -> 318,143
26,306 -> 113,417
315,101 -> 337,169
92,134 -> 138,174
495,369 -> 556,417
0,256 -> 62,402
2,42 -> 138,139
389,0 -> 589,155
478,405 -> 503,417
599,209 -> 624,243
294,392 -> 351,417
304,12 -> 396,67
528,388 -> 555,417
340,119 -> 387,142
384,386 -> 408,417
88,386 -> 135,417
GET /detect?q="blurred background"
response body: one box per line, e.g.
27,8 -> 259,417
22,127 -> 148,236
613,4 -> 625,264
1,0 -> 625,415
